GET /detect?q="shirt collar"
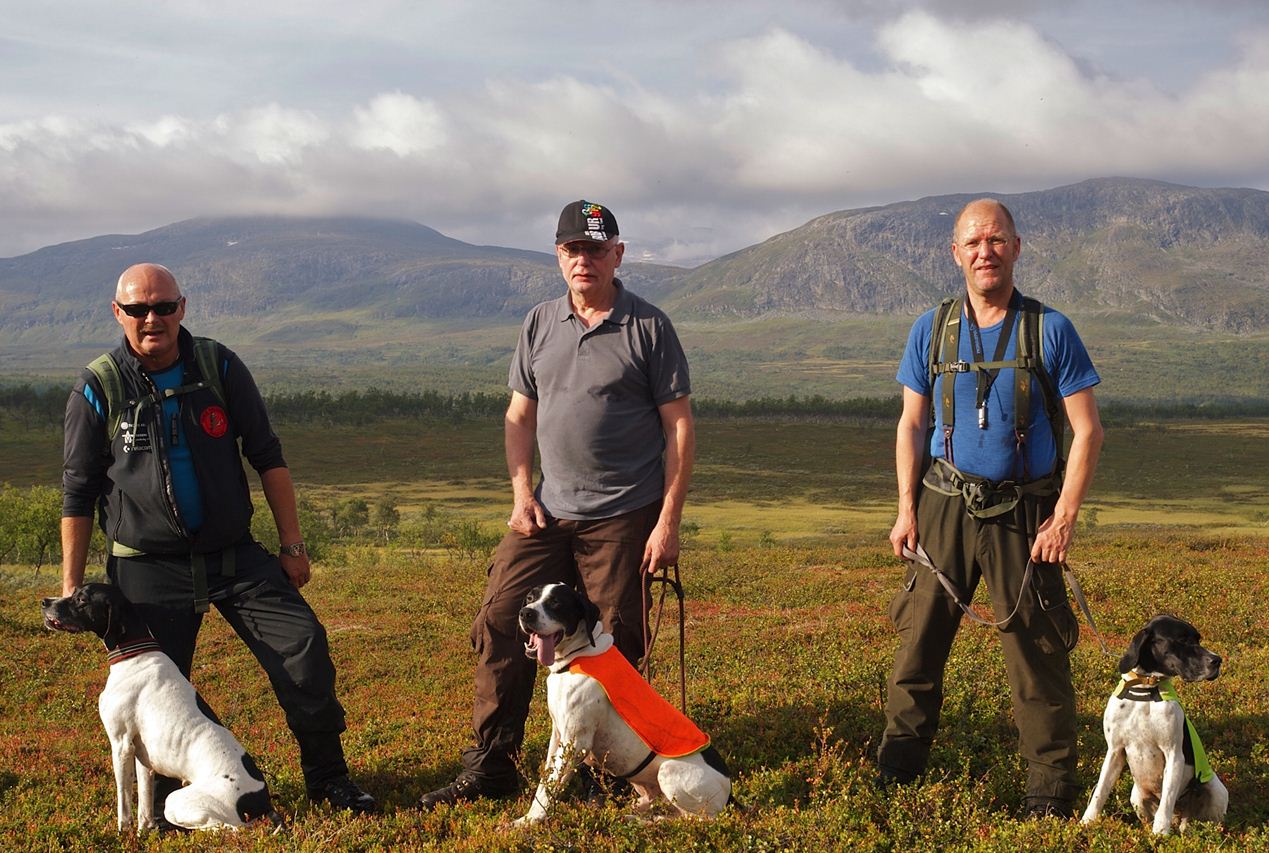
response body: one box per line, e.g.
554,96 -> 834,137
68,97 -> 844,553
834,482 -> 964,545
554,278 -> 632,326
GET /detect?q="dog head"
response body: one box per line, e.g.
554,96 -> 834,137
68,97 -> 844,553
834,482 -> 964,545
41,583 -> 142,650
518,583 -> 601,667
1119,615 -> 1222,682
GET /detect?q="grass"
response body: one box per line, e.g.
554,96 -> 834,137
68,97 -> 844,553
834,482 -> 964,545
3,532 -> 1268,851
3,414 -> 1268,849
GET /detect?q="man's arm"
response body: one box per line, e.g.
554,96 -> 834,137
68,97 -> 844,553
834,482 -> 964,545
1031,387 -> 1103,564
888,387 -> 930,559
60,516 -> 93,596
640,395 -> 695,573
260,466 -> 311,588
505,391 -> 547,536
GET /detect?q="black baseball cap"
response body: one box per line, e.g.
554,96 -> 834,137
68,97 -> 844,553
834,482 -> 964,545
555,200 -> 619,244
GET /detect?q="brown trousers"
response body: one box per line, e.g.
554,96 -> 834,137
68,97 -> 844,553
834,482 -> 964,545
461,501 -> 660,782
877,486 -> 1081,802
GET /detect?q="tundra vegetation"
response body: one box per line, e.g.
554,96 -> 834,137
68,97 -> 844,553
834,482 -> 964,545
1,392 -> 1267,851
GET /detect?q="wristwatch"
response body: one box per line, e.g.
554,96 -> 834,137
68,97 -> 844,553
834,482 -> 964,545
280,541 -> 307,558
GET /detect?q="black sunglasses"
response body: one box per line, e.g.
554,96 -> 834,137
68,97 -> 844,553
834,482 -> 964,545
116,299 -> 184,318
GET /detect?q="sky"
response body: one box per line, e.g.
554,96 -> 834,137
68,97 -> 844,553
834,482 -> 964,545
2,0 -> 1269,265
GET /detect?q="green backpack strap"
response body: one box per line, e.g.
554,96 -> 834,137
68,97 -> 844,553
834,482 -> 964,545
86,353 -> 129,441
191,337 -> 226,405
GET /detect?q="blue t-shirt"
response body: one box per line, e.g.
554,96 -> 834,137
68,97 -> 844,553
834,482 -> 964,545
149,364 -> 205,533
897,297 -> 1100,482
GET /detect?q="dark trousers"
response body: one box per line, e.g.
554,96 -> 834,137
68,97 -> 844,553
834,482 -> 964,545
461,501 -> 661,782
877,486 -> 1081,802
108,538 -> 348,787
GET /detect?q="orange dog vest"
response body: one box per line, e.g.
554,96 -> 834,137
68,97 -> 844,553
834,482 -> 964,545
568,646 -> 709,758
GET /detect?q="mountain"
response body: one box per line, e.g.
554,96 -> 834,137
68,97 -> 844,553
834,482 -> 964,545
664,177 -> 1269,332
1,177 -> 1267,338
0,216 -> 682,340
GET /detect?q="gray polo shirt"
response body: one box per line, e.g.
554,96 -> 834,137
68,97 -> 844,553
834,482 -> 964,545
509,279 -> 691,520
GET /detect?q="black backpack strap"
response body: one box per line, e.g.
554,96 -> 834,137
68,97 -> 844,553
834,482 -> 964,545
928,297 -> 962,464
1017,297 -> 1064,478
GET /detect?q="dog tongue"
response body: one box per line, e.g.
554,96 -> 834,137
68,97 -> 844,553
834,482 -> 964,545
534,633 -> 556,666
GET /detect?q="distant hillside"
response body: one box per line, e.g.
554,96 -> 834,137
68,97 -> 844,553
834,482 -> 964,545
0,216 -> 681,340
665,178 -> 1269,332
0,178 -> 1267,343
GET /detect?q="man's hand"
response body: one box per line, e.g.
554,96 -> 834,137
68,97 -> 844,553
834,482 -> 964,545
639,520 -> 680,574
889,509 -> 918,559
1031,512 -> 1076,564
280,551 -> 312,588
508,495 -> 548,537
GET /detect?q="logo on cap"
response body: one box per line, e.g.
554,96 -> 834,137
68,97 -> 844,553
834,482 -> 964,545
581,203 -> 603,217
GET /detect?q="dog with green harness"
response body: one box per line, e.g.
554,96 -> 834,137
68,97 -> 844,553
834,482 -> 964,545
1081,615 -> 1228,834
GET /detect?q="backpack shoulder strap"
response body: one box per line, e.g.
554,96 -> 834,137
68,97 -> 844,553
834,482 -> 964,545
1016,296 -> 1065,474
191,337 -> 226,406
85,353 -> 127,441
928,297 -> 962,460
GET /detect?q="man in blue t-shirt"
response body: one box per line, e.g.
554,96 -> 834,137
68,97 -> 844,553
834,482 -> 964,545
877,199 -> 1105,819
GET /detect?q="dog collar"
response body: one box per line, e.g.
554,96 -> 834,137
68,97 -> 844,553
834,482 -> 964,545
106,638 -> 163,666
1113,670 -> 1176,702
1111,670 -> 1215,783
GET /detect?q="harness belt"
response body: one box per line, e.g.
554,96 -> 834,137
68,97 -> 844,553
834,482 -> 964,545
110,544 -> 236,614
1113,672 -> 1216,783
923,457 -> 1059,520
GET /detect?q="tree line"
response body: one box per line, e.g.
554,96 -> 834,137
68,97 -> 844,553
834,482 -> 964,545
5,383 -> 1268,427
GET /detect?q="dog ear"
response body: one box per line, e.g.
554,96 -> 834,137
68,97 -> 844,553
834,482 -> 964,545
572,588 -> 601,647
1119,625 -> 1151,674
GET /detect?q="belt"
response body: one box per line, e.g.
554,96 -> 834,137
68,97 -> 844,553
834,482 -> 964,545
923,457 -> 1058,519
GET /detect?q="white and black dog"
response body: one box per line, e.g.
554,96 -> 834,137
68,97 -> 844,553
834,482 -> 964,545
1081,614 -> 1228,834
515,582 -> 731,824
42,583 -> 277,832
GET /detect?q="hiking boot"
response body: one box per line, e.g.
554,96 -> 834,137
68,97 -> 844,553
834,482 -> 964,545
308,775 -> 378,814
418,771 -> 518,810
1024,797 -> 1074,820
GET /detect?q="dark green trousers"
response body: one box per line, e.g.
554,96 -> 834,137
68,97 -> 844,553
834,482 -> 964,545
877,485 -> 1080,802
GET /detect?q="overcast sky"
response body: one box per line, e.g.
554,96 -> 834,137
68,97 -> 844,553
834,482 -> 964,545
2,0 -> 1268,264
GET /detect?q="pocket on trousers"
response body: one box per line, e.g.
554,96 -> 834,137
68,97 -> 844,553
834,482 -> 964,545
887,564 -> 919,634
1031,567 -> 1079,653
469,563 -> 496,652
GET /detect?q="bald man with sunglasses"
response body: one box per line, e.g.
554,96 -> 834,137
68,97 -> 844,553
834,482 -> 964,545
61,263 -> 376,823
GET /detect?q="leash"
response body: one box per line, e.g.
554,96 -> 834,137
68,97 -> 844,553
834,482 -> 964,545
640,561 -> 687,713
1060,561 -> 1112,655
901,543 -> 1112,653
901,542 -> 1033,629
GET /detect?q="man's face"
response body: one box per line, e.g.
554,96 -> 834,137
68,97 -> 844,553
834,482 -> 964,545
951,204 -> 1021,299
112,269 -> 185,369
557,238 -> 624,301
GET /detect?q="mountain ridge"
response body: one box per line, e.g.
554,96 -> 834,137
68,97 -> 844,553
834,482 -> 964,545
1,177 -> 1267,338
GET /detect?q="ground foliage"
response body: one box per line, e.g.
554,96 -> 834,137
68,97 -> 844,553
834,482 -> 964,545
3,529 -> 1268,851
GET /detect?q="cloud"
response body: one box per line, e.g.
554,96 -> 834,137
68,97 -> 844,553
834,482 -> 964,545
1,10 -> 1268,265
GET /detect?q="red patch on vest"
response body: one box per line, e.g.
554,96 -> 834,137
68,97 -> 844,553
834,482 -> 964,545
200,405 -> 229,438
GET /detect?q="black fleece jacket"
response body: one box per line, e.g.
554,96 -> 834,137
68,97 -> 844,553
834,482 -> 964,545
62,328 -> 286,555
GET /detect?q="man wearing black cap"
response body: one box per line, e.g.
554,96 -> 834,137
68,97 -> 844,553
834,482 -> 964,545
421,200 -> 695,808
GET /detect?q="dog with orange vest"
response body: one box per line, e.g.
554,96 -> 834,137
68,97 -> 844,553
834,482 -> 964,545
515,583 -> 730,823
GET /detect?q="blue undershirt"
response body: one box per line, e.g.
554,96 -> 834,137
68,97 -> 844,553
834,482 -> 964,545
148,364 -> 205,533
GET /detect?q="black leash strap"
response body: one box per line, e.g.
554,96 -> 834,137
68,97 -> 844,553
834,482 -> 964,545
640,562 -> 687,714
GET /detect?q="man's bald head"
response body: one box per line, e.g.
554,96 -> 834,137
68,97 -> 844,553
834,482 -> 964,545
953,199 -> 1016,242
116,263 -> 181,302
